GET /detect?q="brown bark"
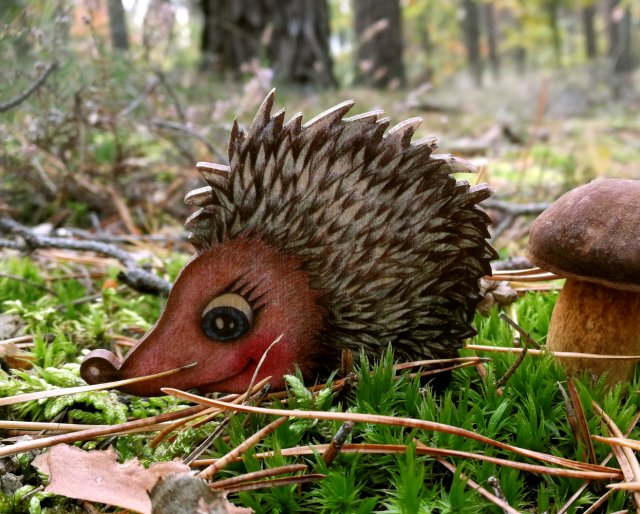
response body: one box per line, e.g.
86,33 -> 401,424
107,0 -> 129,51
607,0 -> 635,98
267,0 -> 336,88
484,1 -> 500,79
582,4 -> 598,60
353,0 -> 406,89
461,0 -> 483,86
608,0 -> 634,73
199,0 -> 267,75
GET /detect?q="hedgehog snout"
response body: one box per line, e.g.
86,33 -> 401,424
80,349 -> 122,385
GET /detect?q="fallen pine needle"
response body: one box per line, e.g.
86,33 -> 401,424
210,464 -> 308,489
557,410 -> 640,514
197,417 -> 289,480
193,442 -> 619,480
150,376 -> 271,448
607,482 -> 640,491
594,436 -> 640,452
593,401 -> 640,512
0,362 -> 197,407
0,404 -> 209,458
0,420 -> 171,434
218,473 -> 325,494
466,345 -> 640,361
164,389 -> 621,478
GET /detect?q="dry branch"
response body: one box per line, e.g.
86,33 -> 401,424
0,62 -> 58,113
0,216 -> 172,296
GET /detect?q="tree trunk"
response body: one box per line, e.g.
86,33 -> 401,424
608,0 -> 634,73
267,0 -> 336,88
199,0 -> 267,75
484,1 -> 500,79
460,0 -> 483,86
545,0 -> 562,66
107,0 -> 129,51
353,0 -> 406,89
607,0 -> 635,98
581,4 -> 598,60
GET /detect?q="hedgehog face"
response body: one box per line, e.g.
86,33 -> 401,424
81,237 -> 326,395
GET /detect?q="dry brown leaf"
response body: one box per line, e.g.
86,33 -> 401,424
32,444 -> 190,514
0,341 -> 34,370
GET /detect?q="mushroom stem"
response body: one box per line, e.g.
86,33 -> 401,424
547,279 -> 640,386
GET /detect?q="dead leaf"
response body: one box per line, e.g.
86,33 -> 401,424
32,444 -> 190,514
0,341 -> 34,370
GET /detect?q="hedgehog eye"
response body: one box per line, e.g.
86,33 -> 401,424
201,293 -> 253,341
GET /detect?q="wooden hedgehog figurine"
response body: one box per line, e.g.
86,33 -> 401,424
80,91 -> 497,396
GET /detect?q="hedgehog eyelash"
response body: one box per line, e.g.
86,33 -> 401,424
223,277 -> 264,307
251,292 -> 269,312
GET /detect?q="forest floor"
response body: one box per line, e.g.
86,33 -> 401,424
1,62 -> 640,513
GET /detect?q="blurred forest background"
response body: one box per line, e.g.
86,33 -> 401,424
0,0 -> 638,252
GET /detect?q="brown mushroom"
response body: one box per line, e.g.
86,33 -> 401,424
526,178 -> 640,386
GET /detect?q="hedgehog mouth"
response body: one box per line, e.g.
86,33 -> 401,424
80,349 -> 256,395
194,358 -> 256,393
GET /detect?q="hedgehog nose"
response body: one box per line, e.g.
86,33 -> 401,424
80,349 -> 123,385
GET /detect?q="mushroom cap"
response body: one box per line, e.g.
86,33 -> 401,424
526,178 -> 640,293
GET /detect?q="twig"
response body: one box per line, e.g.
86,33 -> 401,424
0,62 -> 59,113
0,216 -> 172,296
0,272 -> 59,296
482,199 -> 550,216
482,199 -> 550,242
117,76 -> 160,118
183,418 -> 232,466
495,334 -> 528,388
491,256 -> 535,272
151,118 -> 227,162
323,421 -> 354,466
499,313 -> 541,349
154,69 -> 187,123
54,227 -> 187,245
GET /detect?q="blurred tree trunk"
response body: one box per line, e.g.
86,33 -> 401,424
199,0 -> 267,75
353,0 -> 406,89
545,0 -> 562,66
267,0 -> 336,88
607,0 -> 635,98
418,5 -> 434,82
460,0 -> 483,86
581,3 -> 597,59
484,1 -> 500,79
199,0 -> 335,88
607,0 -> 634,73
107,0 -> 129,51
